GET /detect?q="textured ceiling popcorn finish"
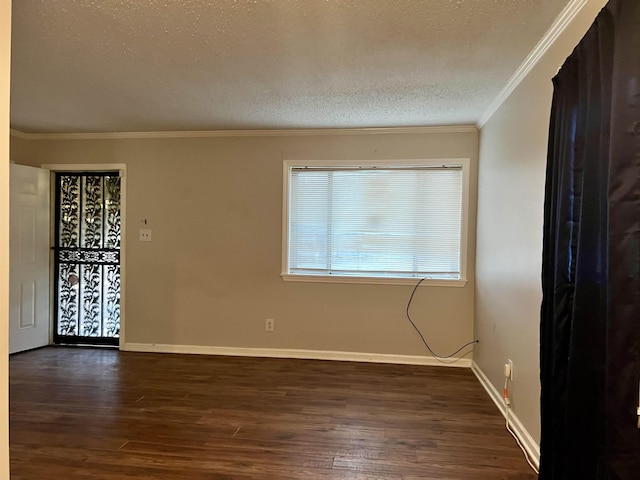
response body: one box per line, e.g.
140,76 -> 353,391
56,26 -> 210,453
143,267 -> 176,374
11,0 -> 570,134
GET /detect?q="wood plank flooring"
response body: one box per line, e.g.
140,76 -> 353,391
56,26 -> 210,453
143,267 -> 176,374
10,347 -> 536,479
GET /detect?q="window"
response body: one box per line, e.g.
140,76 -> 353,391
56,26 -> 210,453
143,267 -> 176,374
282,159 -> 469,285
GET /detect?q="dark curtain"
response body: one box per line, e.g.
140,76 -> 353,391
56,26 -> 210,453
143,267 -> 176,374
540,0 -> 640,478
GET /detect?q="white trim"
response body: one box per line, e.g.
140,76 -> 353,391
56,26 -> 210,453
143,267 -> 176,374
477,0 -> 590,128
281,274 -> 467,287
42,163 -> 127,176
471,361 -> 540,469
9,125 -> 477,141
44,163 -> 127,347
122,343 -> 472,368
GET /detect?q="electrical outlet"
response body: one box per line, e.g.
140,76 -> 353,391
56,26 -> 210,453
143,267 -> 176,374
508,359 -> 514,381
139,229 -> 152,242
265,318 -> 275,332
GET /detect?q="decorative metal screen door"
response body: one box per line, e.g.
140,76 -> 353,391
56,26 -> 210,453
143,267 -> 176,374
53,172 -> 121,346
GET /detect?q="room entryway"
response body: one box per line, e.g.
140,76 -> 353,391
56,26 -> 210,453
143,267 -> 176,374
53,172 -> 121,346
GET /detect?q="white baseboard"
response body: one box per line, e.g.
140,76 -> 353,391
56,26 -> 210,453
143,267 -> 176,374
122,343 -> 472,368
471,361 -> 540,469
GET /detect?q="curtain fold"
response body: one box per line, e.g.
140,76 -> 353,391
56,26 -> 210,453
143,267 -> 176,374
540,0 -> 640,478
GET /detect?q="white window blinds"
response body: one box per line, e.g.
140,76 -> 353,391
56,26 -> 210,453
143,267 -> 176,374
286,165 -> 463,279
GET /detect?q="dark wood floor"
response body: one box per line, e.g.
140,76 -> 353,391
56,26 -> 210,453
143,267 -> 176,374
9,347 -> 536,479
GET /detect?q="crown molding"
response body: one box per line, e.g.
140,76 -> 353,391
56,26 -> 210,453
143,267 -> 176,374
477,0 -> 590,128
9,125 -> 477,141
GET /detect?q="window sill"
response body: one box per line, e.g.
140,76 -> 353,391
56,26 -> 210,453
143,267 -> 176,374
281,273 -> 468,287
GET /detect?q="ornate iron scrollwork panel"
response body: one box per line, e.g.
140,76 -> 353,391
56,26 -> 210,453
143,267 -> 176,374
55,174 -> 121,343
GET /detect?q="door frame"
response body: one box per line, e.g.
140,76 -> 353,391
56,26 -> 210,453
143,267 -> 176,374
43,163 -> 127,348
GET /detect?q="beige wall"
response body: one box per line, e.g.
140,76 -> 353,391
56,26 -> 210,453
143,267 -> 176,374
475,0 -> 608,445
11,130 -> 478,359
1,0 -> 10,478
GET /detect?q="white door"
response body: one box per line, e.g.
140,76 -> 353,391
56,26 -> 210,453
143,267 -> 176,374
9,164 -> 50,354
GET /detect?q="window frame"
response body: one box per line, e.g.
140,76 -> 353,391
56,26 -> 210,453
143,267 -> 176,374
281,158 -> 470,287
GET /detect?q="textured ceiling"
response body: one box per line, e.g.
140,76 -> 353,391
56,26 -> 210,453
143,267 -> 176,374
10,0 -> 570,134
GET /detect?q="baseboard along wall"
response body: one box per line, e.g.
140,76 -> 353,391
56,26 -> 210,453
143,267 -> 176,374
122,343 -> 472,368
471,361 -> 540,469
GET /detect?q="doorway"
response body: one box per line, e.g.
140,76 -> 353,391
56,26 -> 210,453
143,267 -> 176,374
53,172 -> 121,346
